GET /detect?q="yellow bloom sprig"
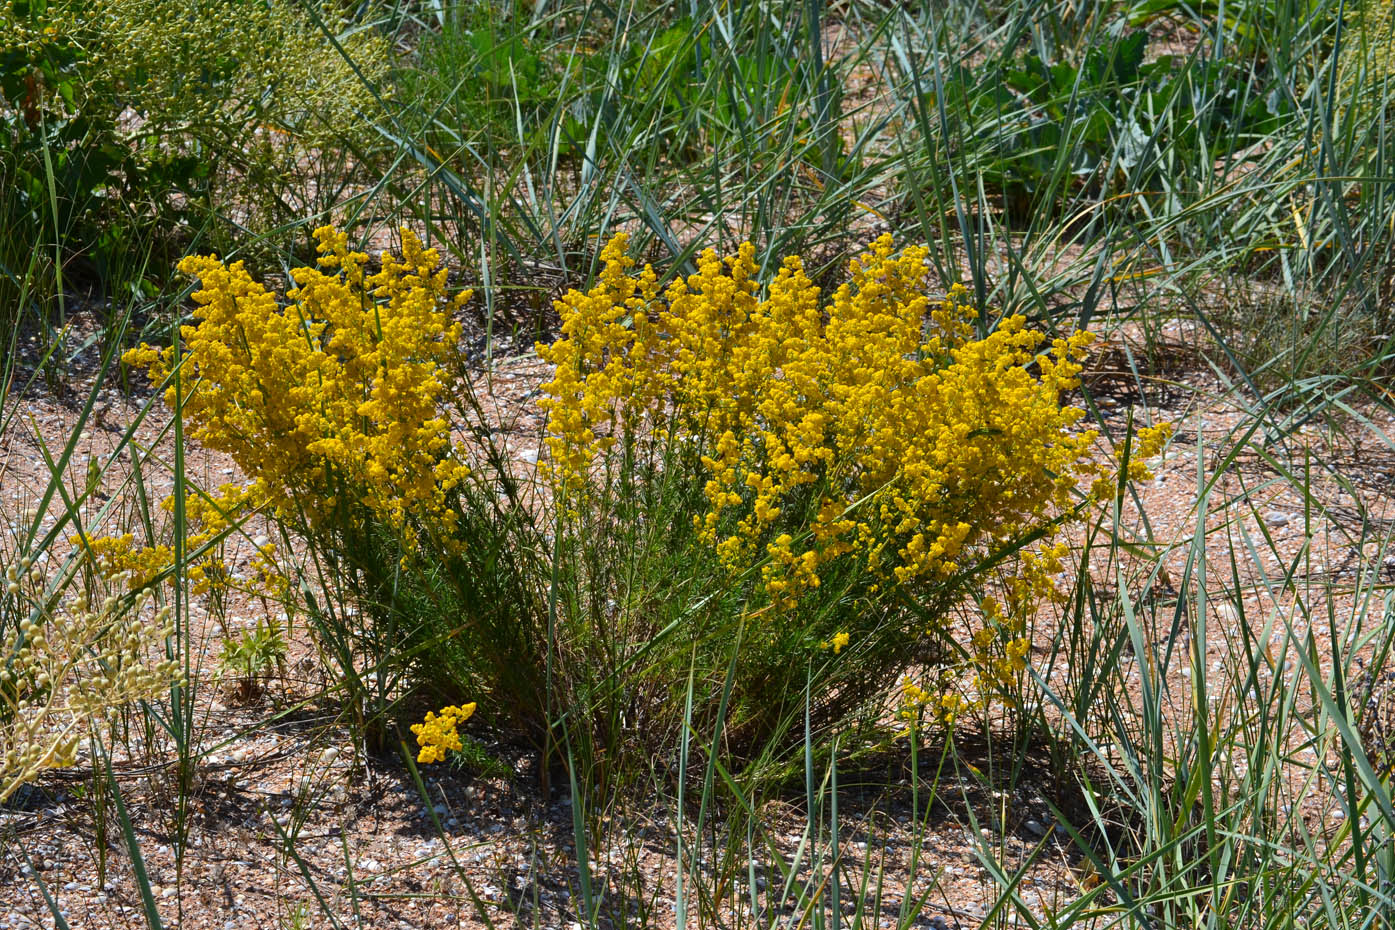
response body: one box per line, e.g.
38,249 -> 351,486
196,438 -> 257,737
72,484 -> 286,599
898,676 -> 968,732
410,703 -> 477,764
821,631 -> 850,654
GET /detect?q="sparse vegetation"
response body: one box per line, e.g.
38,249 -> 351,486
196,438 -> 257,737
2,0 -> 1394,928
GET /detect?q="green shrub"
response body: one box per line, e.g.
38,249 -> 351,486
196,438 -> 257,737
935,31 -> 1283,226
394,3 -> 565,157
0,0 -> 389,309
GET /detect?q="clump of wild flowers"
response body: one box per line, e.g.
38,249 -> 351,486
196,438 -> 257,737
1,574 -> 181,802
124,229 -> 515,750
539,233 -> 1100,607
124,227 -> 474,545
73,533 -> 174,591
538,233 -> 1170,708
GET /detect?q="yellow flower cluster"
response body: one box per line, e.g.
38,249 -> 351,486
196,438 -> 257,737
73,485 -> 286,599
898,675 -> 968,731
535,235 -> 663,486
125,228 -> 473,543
1,580 -> 182,802
960,542 -> 1073,698
539,233 -> 1106,610
410,702 -> 477,764
822,631 -> 850,654
74,533 -> 173,590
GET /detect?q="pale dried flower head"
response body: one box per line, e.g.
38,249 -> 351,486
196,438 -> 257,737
1,573 -> 182,802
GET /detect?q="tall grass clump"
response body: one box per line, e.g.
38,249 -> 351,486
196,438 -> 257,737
954,416 -> 1395,929
877,0 -> 1395,388
369,0 -> 905,296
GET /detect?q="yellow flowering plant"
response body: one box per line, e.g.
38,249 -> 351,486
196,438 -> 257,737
125,227 -> 474,542
538,233 -> 1169,749
125,228 -> 546,750
410,702 -> 477,764
73,483 -> 285,602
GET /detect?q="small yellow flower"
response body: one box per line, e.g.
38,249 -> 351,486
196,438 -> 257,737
822,631 -> 850,654
410,702 -> 477,764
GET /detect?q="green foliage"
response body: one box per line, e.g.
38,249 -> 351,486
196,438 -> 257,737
575,17 -> 818,164
0,15 -> 158,318
394,3 -> 564,156
218,617 -> 288,703
939,30 -> 1284,224
0,0 -> 389,320
448,732 -> 513,780
291,460 -> 550,754
548,442 -> 933,790
396,5 -> 824,172
376,0 -> 862,272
